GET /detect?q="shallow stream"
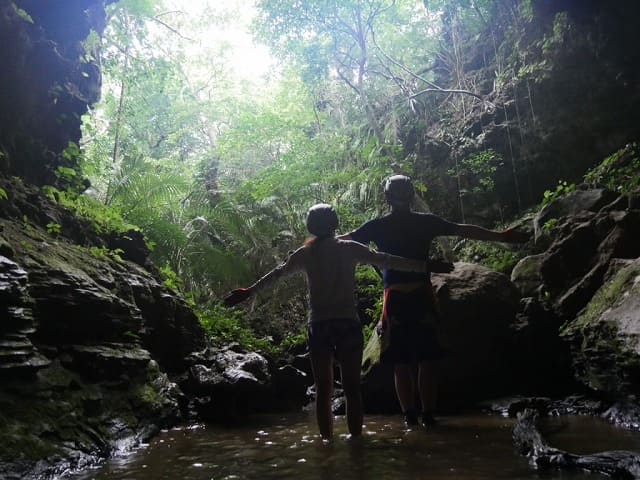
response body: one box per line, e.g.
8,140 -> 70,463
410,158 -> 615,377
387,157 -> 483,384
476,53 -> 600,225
69,412 -> 640,480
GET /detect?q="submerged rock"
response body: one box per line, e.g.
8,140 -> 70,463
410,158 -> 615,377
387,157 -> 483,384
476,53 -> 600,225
514,408 -> 640,478
184,347 -> 272,421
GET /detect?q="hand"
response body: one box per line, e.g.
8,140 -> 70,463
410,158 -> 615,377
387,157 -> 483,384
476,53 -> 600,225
223,288 -> 252,307
429,259 -> 454,273
501,226 -> 529,243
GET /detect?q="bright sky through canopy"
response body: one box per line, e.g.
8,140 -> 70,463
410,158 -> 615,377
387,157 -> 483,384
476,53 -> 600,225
164,0 -> 274,82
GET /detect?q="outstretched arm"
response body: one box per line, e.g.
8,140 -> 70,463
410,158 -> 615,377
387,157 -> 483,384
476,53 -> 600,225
344,234 -> 453,273
352,243 -> 428,273
452,223 -> 528,243
223,248 -> 304,306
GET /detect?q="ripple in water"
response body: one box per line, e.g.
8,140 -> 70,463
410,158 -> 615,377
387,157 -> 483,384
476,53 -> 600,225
68,412 -> 640,480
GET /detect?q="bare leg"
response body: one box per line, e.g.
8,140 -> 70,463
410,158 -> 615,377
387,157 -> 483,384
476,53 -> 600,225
418,360 -> 438,413
310,349 -> 334,439
394,363 -> 416,415
338,349 -> 363,437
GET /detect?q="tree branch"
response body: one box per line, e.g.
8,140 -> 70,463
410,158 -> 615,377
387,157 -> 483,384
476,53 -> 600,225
150,16 -> 194,42
372,31 -> 493,107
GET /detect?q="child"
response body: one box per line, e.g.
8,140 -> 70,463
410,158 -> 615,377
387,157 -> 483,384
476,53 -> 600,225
224,203 -> 448,440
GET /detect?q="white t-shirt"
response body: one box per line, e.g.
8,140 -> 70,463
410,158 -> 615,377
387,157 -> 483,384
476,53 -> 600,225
250,237 -> 427,323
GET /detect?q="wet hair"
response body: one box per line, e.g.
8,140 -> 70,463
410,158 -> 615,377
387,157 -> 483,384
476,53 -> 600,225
306,203 -> 339,238
384,175 -> 415,205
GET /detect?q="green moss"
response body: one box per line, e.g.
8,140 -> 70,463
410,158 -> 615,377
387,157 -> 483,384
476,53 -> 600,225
130,383 -> 162,410
565,262 -> 640,331
561,260 -> 640,394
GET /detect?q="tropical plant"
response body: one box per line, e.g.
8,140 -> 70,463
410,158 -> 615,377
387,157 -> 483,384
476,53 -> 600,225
584,143 -> 640,194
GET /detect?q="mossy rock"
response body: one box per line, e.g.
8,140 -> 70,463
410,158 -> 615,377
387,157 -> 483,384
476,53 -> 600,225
561,258 -> 640,395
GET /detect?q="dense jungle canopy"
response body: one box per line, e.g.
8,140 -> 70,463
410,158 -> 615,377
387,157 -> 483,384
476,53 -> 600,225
2,0 -> 640,351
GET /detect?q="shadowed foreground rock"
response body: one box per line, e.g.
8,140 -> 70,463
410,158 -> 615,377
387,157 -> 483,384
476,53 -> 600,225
514,408 -> 640,479
0,177 -> 206,479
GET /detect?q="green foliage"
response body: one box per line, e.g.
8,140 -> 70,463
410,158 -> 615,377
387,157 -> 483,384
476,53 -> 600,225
584,143 -> 640,193
355,265 -> 383,321
0,187 -> 7,201
159,262 -> 184,292
197,304 -> 276,354
449,149 -> 503,195
124,330 -> 140,341
279,327 -> 307,350
42,185 -> 136,235
55,166 -> 77,182
88,246 -> 124,261
454,239 -> 522,274
542,218 -> 558,232
548,12 -> 571,53
61,141 -> 81,162
80,29 -> 101,63
46,222 -> 61,237
12,4 -> 33,23
542,180 -> 575,205
76,0 -> 548,360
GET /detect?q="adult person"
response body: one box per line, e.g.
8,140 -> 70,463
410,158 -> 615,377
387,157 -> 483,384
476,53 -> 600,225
340,174 -> 528,427
223,203 -> 444,440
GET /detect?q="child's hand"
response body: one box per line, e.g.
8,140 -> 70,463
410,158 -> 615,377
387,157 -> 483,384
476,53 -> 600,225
223,288 -> 251,307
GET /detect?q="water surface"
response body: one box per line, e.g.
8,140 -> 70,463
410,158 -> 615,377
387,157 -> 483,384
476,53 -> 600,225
70,412 -> 640,480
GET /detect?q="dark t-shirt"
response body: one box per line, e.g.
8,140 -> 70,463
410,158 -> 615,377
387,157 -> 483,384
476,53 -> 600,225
350,210 -> 457,286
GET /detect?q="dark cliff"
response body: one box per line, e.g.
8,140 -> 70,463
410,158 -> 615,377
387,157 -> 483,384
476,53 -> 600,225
0,0 -> 109,186
411,0 -> 640,221
0,2 -> 209,477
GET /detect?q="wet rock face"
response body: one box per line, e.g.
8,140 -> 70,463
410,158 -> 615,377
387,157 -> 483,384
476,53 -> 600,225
533,189 -> 619,242
0,182 -> 206,478
0,0 -> 108,185
0,255 -> 50,374
513,189 -> 640,399
561,258 -> 640,396
538,209 -> 640,320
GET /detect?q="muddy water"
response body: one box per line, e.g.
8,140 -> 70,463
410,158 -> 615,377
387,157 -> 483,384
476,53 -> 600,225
70,412 -> 640,480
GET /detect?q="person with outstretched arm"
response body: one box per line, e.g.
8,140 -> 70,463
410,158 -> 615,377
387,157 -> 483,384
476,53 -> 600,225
340,175 -> 528,428
224,203 -> 451,440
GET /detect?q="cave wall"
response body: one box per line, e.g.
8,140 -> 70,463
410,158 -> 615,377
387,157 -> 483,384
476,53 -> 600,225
410,0 -> 640,222
0,0 -> 109,186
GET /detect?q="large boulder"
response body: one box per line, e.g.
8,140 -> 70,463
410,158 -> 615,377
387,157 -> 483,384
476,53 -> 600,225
539,208 -> 640,319
561,257 -> 640,397
183,346 -> 273,422
435,263 -> 522,408
533,188 -> 618,241
511,253 -> 545,297
362,262 -> 521,412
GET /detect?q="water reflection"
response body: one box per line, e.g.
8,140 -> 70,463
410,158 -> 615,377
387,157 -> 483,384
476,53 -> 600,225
69,412 -> 640,480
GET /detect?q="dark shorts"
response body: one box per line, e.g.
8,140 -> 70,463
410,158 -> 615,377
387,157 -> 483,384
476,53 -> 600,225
307,318 -> 364,359
380,286 -> 446,364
